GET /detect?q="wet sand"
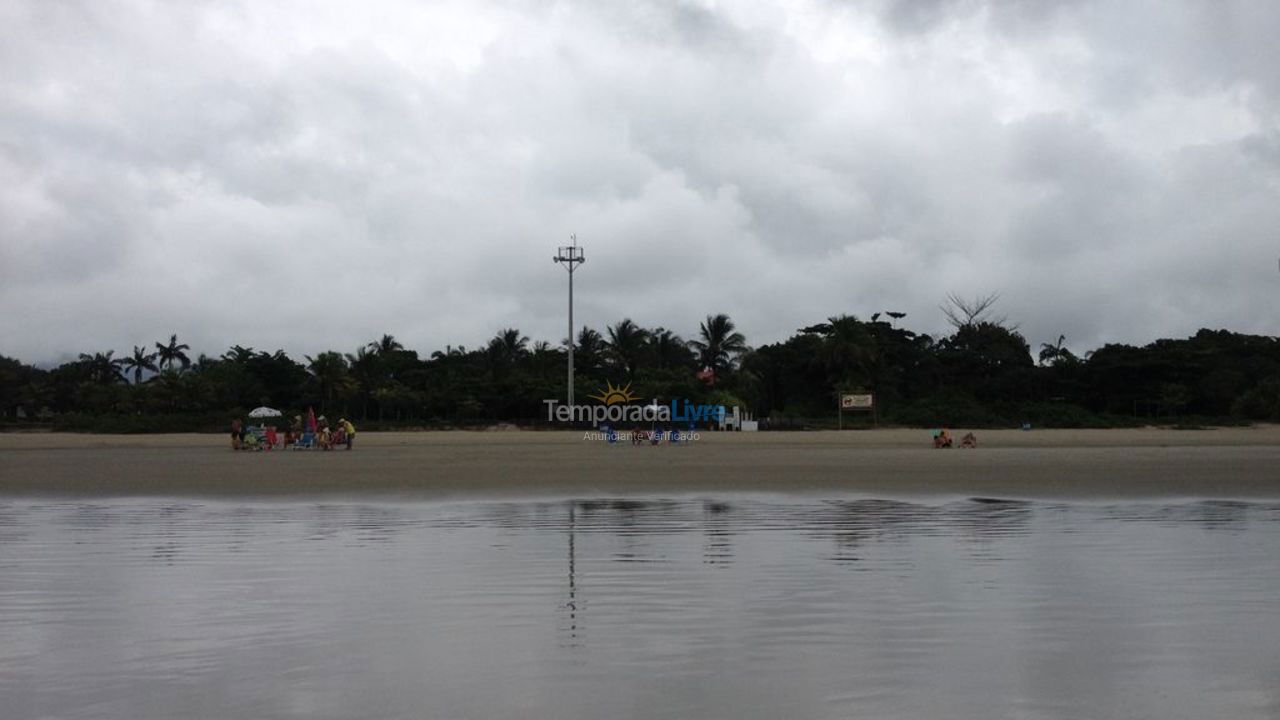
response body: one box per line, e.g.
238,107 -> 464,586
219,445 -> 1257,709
1,427 -> 1278,498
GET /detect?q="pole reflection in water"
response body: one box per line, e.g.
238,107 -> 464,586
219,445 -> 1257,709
562,502 -> 579,646
702,500 -> 734,566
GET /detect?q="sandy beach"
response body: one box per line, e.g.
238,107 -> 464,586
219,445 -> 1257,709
1,426 -> 1278,498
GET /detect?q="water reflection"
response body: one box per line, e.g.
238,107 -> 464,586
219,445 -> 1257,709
701,500 -> 734,566
1098,498 -> 1280,527
1,495 -> 1278,720
561,503 -> 580,646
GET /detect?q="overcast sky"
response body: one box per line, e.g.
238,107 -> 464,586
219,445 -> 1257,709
2,0 -> 1277,365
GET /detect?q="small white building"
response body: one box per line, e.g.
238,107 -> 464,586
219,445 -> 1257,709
717,406 -> 758,431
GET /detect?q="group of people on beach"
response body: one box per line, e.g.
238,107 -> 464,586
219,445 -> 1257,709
932,428 -> 977,448
230,414 -> 356,451
289,414 -> 356,451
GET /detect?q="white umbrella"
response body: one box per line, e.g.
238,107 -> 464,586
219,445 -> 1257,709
245,406 -> 283,448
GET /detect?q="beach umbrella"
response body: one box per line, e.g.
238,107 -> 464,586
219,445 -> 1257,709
248,406 -> 282,420
247,407 -> 282,439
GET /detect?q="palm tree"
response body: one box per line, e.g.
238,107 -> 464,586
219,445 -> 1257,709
149,368 -> 209,412
345,346 -> 379,419
345,346 -> 377,374
77,351 -> 126,385
574,328 -> 606,375
488,328 -> 529,365
529,341 -> 562,377
366,333 -> 409,387
221,345 -> 256,364
688,313 -> 748,376
367,334 -> 404,357
155,334 -> 191,372
1038,335 -> 1079,366
817,315 -> 877,386
121,345 -> 159,384
305,351 -> 350,413
650,328 -> 694,370
606,319 -> 649,376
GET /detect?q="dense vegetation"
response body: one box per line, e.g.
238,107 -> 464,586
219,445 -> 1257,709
3,297 -> 1279,432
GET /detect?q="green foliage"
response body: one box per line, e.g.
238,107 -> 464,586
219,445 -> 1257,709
1232,376 -> 1280,421
707,389 -> 747,411
50,412 -> 235,434
887,393 -> 1001,427
689,313 -> 748,376
2,319 -> 1279,431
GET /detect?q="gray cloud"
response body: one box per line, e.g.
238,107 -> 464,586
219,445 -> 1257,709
1,0 -> 1277,364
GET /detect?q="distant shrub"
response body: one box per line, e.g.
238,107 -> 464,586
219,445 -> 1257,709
1008,402 -> 1127,429
50,412 -> 236,434
887,397 -> 1152,429
1232,376 -> 1280,422
887,394 -> 1000,427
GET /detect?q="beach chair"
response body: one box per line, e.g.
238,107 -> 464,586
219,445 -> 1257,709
293,431 -> 315,450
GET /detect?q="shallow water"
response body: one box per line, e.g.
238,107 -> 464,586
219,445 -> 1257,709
2,495 -> 1278,719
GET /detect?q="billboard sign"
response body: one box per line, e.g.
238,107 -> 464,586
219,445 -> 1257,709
841,393 -> 874,409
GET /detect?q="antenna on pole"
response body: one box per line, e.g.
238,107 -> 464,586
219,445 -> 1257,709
554,235 -> 585,407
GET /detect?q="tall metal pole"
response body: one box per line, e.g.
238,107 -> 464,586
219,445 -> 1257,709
568,258 -> 574,406
554,236 -> 585,407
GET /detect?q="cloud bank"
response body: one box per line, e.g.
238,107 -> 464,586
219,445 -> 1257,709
2,0 -> 1277,363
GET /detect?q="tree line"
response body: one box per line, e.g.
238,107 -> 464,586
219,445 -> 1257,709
2,298 -> 1280,431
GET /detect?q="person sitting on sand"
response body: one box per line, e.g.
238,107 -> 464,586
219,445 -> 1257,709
960,432 -> 977,449
340,418 -> 356,450
285,415 -> 302,448
933,428 -> 953,448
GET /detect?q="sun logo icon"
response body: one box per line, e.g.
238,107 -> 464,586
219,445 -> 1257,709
589,381 -> 640,405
